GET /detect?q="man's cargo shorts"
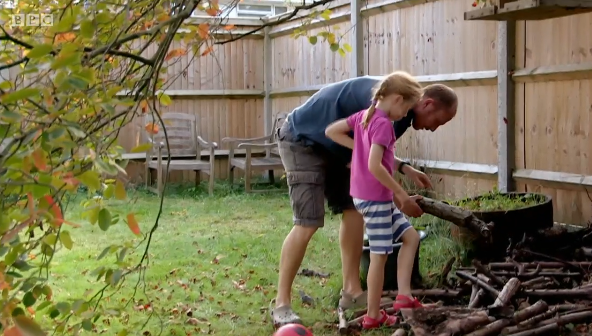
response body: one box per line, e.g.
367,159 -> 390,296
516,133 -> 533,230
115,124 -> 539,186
277,122 -> 354,228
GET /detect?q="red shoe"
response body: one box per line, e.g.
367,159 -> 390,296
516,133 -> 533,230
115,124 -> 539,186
393,295 -> 423,312
362,310 -> 398,330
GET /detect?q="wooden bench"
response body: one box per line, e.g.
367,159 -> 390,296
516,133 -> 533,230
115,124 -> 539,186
143,112 -> 218,196
222,112 -> 288,193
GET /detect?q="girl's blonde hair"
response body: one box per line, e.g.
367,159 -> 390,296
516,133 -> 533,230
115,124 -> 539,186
361,71 -> 423,129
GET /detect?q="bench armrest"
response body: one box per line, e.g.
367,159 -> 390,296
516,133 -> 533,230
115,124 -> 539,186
197,136 -> 218,149
237,143 -> 278,150
222,135 -> 273,146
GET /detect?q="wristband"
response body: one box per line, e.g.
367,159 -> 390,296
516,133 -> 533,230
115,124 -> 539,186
398,161 -> 410,175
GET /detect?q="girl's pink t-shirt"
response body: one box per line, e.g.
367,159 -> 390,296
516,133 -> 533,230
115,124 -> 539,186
346,109 -> 396,202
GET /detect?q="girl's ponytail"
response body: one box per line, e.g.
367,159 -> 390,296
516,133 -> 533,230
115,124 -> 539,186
361,99 -> 377,129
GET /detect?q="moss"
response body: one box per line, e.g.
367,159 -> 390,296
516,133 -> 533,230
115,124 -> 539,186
452,190 -> 546,212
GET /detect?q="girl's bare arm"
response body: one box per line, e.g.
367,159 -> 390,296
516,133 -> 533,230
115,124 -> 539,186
325,119 -> 354,150
368,144 -> 409,201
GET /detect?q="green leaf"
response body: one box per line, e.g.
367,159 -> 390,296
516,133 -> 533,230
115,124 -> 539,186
117,329 -> 129,336
67,125 -> 86,138
56,302 -> 71,314
80,20 -> 95,38
27,44 -> 54,59
98,208 -> 111,231
37,301 -> 52,311
51,53 -> 80,70
67,76 -> 89,90
1,88 -> 40,104
0,80 -> 12,90
330,43 -> 340,52
14,314 -> 46,336
23,291 -> 37,307
130,143 -> 152,153
82,319 -> 93,331
321,9 -> 331,20
159,93 -> 172,106
308,36 -> 318,45
338,48 -> 346,57
59,231 -> 73,250
12,307 -> 25,317
103,184 -> 114,199
12,259 -> 33,271
343,43 -> 353,52
0,110 -> 22,122
78,171 -> 101,191
110,269 -> 123,286
97,246 -> 111,260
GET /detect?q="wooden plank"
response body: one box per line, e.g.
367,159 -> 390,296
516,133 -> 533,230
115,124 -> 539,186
120,148 -> 267,161
268,12 -> 350,38
497,21 -> 516,192
351,0 -> 364,77
513,63 -> 592,82
115,89 -> 265,99
269,71 -> 498,97
185,17 -> 265,26
361,0 -> 439,17
513,169 -> 592,191
401,159 -> 499,180
464,0 -> 592,21
263,27 -> 273,134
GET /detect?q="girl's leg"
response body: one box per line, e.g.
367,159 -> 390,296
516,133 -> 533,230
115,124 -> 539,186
367,253 -> 388,319
396,227 -> 420,297
391,206 -> 422,311
353,199 -> 398,329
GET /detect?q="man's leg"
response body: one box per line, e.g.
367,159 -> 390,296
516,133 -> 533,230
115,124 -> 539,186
325,162 -> 366,308
271,126 -> 326,327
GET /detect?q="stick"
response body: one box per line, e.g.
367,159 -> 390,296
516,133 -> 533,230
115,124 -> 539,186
491,278 -> 521,308
485,262 -> 592,269
416,197 -> 493,237
473,260 -> 506,287
338,307 -> 348,334
506,323 -> 558,336
502,307 -> 558,335
382,289 -> 460,298
456,271 -> 500,298
469,288 -> 486,309
524,288 -> 592,299
521,277 -> 551,288
466,300 -> 548,336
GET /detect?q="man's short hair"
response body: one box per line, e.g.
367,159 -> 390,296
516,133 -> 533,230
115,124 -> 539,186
423,84 -> 457,110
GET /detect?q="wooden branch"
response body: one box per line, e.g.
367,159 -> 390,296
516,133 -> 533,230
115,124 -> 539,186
456,271 -> 500,298
474,260 -> 506,287
466,300 -> 548,336
416,197 -> 493,237
491,278 -> 521,308
338,307 -> 348,334
502,306 -> 558,335
382,289 -> 461,298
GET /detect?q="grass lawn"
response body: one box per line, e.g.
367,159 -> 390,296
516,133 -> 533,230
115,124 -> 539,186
39,182 -> 467,336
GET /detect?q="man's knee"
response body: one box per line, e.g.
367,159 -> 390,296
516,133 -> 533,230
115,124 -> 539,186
288,224 -> 319,243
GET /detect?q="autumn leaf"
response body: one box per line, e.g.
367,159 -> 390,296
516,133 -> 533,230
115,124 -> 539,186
205,8 -> 220,16
126,213 -> 141,236
145,122 -> 159,134
201,46 -> 214,57
55,32 -> 76,43
4,326 -> 20,336
164,48 -> 187,61
198,23 -> 210,39
140,99 -> 148,113
224,24 -> 235,30
44,195 -> 63,227
32,148 -> 47,171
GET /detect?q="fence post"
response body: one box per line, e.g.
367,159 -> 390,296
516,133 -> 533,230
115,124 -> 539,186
263,26 -> 273,135
350,0 -> 364,77
497,21 -> 516,192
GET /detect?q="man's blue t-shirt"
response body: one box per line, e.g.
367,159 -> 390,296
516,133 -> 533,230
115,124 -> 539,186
287,76 -> 414,164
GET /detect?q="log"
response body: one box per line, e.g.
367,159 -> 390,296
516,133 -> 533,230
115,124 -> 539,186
469,288 -> 486,309
521,277 -> 551,288
416,197 -> 493,237
491,278 -> 521,308
466,300 -> 548,336
338,307 -> 348,334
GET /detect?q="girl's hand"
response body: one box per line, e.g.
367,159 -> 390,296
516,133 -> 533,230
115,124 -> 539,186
399,195 -> 424,218
406,168 -> 433,189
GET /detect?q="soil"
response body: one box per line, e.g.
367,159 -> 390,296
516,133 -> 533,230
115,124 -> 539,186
453,191 -> 546,212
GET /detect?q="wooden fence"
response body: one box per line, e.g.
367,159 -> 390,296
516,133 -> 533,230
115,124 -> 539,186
115,0 -> 592,225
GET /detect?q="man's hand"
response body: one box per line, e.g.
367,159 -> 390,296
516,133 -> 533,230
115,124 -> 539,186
404,166 -> 433,189
399,195 -> 424,218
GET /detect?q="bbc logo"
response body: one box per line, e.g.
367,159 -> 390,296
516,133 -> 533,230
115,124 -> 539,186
10,14 -> 54,27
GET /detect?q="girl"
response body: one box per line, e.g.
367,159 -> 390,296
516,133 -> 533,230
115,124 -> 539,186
325,71 -> 425,329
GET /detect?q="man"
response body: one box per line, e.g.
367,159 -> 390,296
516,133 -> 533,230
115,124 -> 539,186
270,75 -> 458,327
